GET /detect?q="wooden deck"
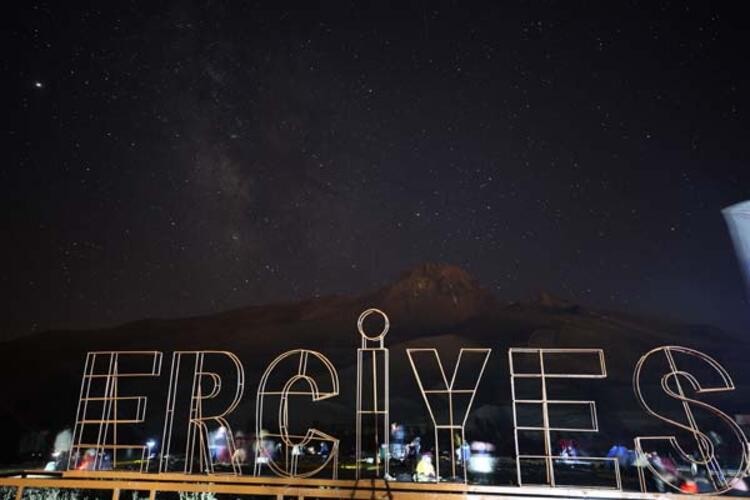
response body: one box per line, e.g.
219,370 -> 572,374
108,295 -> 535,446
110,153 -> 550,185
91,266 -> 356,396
0,470 -> 697,499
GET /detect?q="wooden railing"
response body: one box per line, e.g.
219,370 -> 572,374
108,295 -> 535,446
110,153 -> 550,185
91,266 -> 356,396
0,470 -> 695,499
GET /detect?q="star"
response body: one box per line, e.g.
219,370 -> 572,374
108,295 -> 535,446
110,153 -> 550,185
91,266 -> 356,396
2,0 -> 749,340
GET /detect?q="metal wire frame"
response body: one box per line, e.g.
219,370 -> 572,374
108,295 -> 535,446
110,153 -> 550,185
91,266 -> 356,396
254,349 -> 340,479
159,351 -> 245,475
355,308 -> 390,479
406,347 -> 492,483
508,348 -> 621,490
68,351 -> 163,472
633,345 -> 750,495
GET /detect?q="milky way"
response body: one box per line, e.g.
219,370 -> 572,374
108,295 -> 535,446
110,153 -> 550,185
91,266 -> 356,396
2,2 -> 750,338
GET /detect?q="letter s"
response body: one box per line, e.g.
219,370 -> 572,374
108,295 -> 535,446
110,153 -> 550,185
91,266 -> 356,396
633,345 -> 750,495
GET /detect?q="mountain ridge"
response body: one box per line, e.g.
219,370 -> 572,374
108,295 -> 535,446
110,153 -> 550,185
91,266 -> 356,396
0,262 -> 747,464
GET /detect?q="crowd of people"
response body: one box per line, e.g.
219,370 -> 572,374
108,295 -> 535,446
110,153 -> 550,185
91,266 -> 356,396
37,425 -> 750,494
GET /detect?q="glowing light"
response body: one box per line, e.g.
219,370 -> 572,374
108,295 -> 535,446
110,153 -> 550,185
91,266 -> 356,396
468,454 -> 494,474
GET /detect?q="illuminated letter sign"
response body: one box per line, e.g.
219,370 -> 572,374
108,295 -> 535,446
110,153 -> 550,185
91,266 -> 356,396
69,351 -> 162,472
59,314 -> 750,497
633,345 -> 750,495
254,349 -> 340,478
407,347 -> 491,482
355,308 -> 390,479
508,348 -> 620,490
160,351 -> 245,475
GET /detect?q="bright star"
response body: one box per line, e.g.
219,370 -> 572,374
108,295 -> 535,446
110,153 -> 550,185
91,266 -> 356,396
34,81 -> 43,89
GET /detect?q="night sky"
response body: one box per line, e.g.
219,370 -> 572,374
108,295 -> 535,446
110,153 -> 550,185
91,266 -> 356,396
2,1 -> 750,339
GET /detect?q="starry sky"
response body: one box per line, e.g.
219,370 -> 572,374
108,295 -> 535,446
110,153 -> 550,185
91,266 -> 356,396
2,1 -> 750,339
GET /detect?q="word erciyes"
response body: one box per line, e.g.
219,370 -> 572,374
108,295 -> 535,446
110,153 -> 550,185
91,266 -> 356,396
67,309 -> 750,496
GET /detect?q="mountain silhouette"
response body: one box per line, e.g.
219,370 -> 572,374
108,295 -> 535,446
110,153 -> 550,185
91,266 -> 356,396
0,263 -> 747,463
